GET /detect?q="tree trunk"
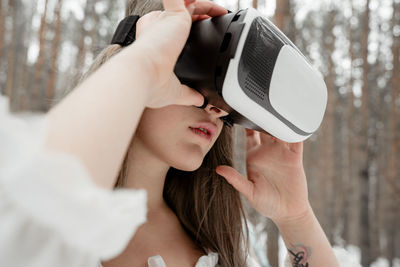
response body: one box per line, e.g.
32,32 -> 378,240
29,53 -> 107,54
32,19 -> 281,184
0,0 -> 6,89
387,0 -> 400,199
46,0 -> 63,111
18,1 -> 38,111
369,17 -> 384,261
4,0 -> 16,101
387,0 -> 400,265
31,0 -> 49,111
87,0 -> 100,59
275,0 -> 296,41
75,0 -> 93,78
275,0 -> 288,33
321,8 -> 337,243
342,0 -> 356,245
252,0 -> 257,9
266,219 -> 279,267
359,0 -> 372,265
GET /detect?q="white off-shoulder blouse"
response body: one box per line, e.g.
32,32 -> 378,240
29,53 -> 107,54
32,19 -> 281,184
0,94 -> 360,267
98,252 -> 261,267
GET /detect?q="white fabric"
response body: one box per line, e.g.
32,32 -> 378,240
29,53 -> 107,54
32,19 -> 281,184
0,95 -> 148,267
147,252 -> 220,267
99,252 -> 261,267
148,255 -> 168,267
194,252 -> 220,267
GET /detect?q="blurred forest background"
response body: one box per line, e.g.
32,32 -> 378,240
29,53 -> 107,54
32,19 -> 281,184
0,0 -> 399,266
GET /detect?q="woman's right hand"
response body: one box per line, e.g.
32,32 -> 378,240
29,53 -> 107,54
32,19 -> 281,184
130,0 -> 228,108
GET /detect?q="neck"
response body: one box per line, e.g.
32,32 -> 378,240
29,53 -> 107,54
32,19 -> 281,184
123,137 -> 170,214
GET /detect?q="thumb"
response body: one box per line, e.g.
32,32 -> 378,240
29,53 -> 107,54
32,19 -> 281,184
216,165 -> 254,201
147,75 -> 204,108
175,84 -> 204,107
288,141 -> 303,154
163,0 -> 193,12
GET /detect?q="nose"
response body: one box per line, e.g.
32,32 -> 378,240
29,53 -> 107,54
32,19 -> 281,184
204,104 -> 229,118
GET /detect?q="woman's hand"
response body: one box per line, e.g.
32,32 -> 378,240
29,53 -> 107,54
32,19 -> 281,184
216,130 -> 312,224
130,0 -> 228,108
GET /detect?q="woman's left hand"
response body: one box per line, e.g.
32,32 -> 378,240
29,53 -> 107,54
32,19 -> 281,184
216,129 -> 311,224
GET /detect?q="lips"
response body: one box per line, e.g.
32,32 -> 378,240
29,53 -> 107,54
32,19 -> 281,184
189,122 -> 218,140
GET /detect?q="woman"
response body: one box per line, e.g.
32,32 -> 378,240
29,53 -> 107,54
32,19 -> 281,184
59,0 -> 340,266
0,0 -> 344,266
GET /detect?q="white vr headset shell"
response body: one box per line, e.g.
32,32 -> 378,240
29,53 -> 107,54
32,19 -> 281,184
174,7 -> 328,143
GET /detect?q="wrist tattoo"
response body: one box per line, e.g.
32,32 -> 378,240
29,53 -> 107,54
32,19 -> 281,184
288,243 -> 312,267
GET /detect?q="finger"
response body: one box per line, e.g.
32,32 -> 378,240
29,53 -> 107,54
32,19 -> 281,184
163,0 -> 187,12
288,141 -> 303,154
216,165 -> 254,201
245,129 -> 260,151
192,14 -> 211,21
136,11 -> 162,38
184,0 -> 196,5
175,84 -> 205,107
245,128 -> 254,136
245,128 -> 260,140
154,75 -> 204,108
190,1 -> 228,17
259,131 -> 276,145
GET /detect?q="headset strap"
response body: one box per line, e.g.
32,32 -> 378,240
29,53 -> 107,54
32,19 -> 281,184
111,15 -> 141,46
111,9 -> 232,46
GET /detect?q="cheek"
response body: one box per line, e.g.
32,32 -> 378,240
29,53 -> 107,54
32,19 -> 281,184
138,118 -> 178,145
136,108 -> 185,150
135,107 -> 218,169
136,119 -> 205,170
139,108 -> 179,131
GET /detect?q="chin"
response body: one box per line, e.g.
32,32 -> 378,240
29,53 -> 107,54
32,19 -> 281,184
172,160 -> 203,172
169,154 -> 204,172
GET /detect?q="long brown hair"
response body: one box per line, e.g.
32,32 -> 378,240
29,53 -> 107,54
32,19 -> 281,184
75,1 -> 250,266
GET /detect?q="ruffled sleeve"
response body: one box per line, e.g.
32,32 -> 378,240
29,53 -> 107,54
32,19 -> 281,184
0,95 -> 148,267
195,252 -> 219,267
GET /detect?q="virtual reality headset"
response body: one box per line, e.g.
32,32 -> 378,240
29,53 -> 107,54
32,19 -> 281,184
111,7 -> 328,143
